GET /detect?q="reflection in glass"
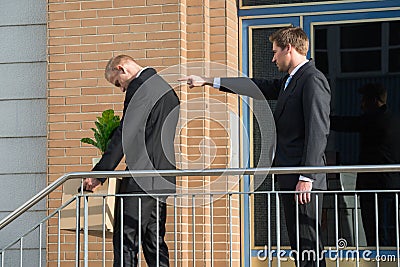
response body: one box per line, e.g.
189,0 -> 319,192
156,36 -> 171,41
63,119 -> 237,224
341,51 -> 381,72
340,23 -> 381,49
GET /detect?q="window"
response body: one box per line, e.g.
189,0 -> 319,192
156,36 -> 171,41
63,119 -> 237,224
314,20 -> 400,165
389,21 -> 400,72
315,21 -> 400,75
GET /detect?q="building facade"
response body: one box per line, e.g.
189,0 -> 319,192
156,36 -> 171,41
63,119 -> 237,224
46,0 -> 240,266
0,1 -> 47,266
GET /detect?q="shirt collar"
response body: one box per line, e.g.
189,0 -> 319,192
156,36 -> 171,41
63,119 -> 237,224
289,59 -> 309,77
136,66 -> 151,78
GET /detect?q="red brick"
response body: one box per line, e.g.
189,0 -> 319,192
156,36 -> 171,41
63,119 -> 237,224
81,1 -> 112,9
65,10 -> 97,19
97,8 -> 130,17
48,2 -> 80,12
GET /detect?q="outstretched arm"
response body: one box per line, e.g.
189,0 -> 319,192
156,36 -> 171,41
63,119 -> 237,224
179,75 -> 282,100
178,75 -> 214,89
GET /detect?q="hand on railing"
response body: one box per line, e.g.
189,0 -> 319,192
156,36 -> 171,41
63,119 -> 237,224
82,178 -> 102,192
77,186 -> 93,193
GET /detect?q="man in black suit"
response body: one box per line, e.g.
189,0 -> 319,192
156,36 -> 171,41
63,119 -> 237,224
331,83 -> 400,246
83,55 -> 180,267
179,27 -> 330,267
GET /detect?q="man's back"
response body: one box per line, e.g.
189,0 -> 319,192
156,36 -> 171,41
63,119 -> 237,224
331,105 -> 400,189
357,106 -> 400,189
122,69 -> 180,193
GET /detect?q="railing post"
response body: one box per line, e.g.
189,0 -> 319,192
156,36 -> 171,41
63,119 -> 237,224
102,196 -> 106,267
316,193 -> 320,267
276,192 -> 281,267
120,197 -> 124,267
75,195 -> 80,267
210,194 -> 214,267
39,223 -> 42,267
138,197 -> 142,266
57,211 -> 61,267
83,195 -> 89,267
296,193 -> 300,267
192,194 -> 195,267
19,237 -> 23,267
396,193 -> 399,267
228,193 -> 232,267
375,193 -> 380,267
354,193 -> 359,267
267,193 -> 271,267
174,196 -> 177,267
334,193 -> 339,267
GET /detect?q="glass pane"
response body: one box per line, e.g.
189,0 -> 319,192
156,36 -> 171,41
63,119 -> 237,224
341,51 -> 381,72
251,27 -> 288,246
315,52 -> 328,74
341,22 -> 381,49
252,28 -> 285,79
389,48 -> 400,72
315,28 -> 327,50
389,21 -> 400,46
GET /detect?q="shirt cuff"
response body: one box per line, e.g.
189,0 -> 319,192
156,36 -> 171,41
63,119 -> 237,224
299,175 -> 314,183
213,77 -> 221,89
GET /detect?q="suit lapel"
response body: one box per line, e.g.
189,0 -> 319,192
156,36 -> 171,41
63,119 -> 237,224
273,61 -> 312,121
123,68 -> 157,114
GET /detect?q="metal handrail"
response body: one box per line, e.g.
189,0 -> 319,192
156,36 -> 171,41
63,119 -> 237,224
1,164 -> 400,231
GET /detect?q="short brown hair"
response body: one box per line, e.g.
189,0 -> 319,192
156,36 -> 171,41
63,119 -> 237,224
104,54 -> 135,80
269,27 -> 309,56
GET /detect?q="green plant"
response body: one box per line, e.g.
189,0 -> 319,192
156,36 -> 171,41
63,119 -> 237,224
81,109 -> 121,154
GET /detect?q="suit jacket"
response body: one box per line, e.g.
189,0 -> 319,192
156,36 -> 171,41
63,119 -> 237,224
331,105 -> 400,190
219,60 -> 331,190
93,68 -> 180,194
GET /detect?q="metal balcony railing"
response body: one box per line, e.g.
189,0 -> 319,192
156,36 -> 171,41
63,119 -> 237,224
1,165 -> 400,267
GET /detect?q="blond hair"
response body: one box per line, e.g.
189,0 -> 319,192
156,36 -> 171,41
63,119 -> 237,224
104,54 -> 136,80
269,27 -> 309,56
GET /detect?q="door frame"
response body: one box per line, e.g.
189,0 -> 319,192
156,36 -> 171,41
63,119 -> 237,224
238,1 -> 400,266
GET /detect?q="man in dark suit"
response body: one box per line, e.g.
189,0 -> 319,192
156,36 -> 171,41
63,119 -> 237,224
179,27 -> 330,267
83,55 -> 180,267
331,83 -> 400,246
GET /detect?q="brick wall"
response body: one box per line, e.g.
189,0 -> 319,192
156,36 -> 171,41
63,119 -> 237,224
47,0 -> 239,266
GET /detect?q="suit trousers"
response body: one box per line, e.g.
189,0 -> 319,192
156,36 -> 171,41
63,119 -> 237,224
281,192 -> 326,267
113,195 -> 169,267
